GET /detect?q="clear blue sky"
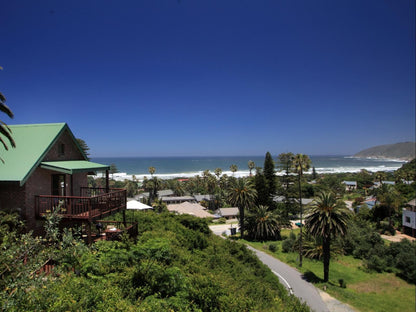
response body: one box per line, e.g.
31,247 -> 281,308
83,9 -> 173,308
1,0 -> 414,157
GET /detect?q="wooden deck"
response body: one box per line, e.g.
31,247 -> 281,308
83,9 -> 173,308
35,188 -> 127,221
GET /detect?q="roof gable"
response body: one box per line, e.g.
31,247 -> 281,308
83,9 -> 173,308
0,123 -> 87,185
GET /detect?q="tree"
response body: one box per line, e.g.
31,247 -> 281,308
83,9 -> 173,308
109,163 -> 118,179
248,160 -> 255,176
0,72 -> 16,162
76,138 -> 90,160
214,168 -> 222,179
245,205 -> 281,241
254,168 -> 268,206
230,164 -> 238,176
148,166 -> 156,177
375,171 -> 387,185
277,152 -> 295,218
375,184 -> 403,228
263,152 -> 276,207
292,153 -> 311,267
125,180 -> 138,197
227,178 -> 257,239
305,191 -> 351,282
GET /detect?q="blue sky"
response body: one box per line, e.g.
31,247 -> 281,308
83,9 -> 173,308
1,0 -> 414,157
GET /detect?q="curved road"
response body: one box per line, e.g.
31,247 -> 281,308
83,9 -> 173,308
210,224 -> 356,312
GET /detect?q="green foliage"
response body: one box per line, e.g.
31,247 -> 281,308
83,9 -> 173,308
269,243 -> 278,252
1,211 -> 309,311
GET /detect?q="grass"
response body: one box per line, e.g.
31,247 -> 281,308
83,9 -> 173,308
243,229 -> 416,312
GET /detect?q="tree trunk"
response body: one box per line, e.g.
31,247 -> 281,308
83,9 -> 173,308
240,207 -> 245,239
323,237 -> 330,282
298,174 -> 303,267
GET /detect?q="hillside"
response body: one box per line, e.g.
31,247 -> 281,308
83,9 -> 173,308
353,142 -> 415,161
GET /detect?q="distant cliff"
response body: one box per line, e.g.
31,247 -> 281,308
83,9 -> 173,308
353,142 -> 415,161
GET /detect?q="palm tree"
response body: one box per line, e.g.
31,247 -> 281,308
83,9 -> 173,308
248,160 -> 255,176
214,168 -> 222,179
375,171 -> 386,185
245,205 -> 281,241
230,164 -> 238,176
293,153 -> 311,267
148,166 -> 156,177
305,191 -> 351,282
227,178 -> 257,239
0,88 -> 15,162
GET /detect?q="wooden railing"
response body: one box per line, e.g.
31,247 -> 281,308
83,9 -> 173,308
35,188 -> 127,221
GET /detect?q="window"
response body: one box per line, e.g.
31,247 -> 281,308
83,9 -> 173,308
58,144 -> 65,156
405,216 -> 411,223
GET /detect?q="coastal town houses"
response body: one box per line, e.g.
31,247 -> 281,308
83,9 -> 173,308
0,123 -> 127,241
402,199 -> 416,237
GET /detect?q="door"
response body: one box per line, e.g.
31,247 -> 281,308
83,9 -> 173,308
52,174 -> 66,196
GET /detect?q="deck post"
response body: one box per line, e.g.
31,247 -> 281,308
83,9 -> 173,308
105,170 -> 110,193
87,221 -> 92,245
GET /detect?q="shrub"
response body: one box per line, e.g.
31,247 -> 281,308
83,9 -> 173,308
269,243 -> 278,253
338,279 -> 347,288
282,238 -> 294,253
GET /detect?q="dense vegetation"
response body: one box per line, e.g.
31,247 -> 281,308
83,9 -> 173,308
0,210 -> 309,311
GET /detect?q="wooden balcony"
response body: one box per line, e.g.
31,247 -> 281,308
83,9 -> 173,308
35,188 -> 127,221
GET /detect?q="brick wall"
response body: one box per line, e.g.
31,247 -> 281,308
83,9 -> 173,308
1,128 -> 89,231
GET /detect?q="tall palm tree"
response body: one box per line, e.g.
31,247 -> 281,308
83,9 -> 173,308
0,89 -> 15,162
248,160 -> 255,176
305,191 -> 351,282
214,168 -> 222,179
293,153 -> 311,267
227,178 -> 257,239
230,164 -> 238,176
148,166 -> 156,177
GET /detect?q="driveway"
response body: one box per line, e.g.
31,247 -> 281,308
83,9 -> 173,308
209,224 -> 356,312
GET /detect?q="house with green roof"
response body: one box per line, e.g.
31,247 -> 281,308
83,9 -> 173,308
0,123 -> 126,237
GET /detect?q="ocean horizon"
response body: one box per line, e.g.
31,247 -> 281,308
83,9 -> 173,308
91,155 -> 407,181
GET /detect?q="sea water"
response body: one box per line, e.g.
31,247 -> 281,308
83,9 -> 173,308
91,155 -> 406,181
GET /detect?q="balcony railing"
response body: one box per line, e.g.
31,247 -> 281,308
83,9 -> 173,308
35,188 -> 126,221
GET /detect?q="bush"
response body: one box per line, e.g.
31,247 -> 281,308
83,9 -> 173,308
282,238 -> 294,253
338,279 -> 347,288
269,243 -> 278,253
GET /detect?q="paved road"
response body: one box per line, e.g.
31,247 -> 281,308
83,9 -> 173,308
246,245 -> 329,312
209,224 -> 356,312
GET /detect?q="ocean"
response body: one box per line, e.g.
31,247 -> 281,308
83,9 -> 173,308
91,155 -> 406,181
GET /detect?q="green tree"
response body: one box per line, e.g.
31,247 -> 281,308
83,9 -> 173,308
148,166 -> 156,177
375,171 -> 387,185
230,164 -> 238,176
248,160 -> 255,176
305,191 -> 351,282
293,153 -> 311,267
254,168 -> 268,206
245,205 -> 281,241
277,152 -> 295,218
76,138 -> 90,160
227,178 -> 257,239
125,180 -> 138,197
0,75 -> 15,162
375,184 -> 403,228
109,163 -> 118,179
263,152 -> 276,207
214,168 -> 222,179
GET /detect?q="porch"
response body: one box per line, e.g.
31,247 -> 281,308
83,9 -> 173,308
35,187 -> 127,221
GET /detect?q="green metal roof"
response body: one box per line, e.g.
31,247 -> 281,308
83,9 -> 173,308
40,161 -> 110,174
0,123 -> 104,186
